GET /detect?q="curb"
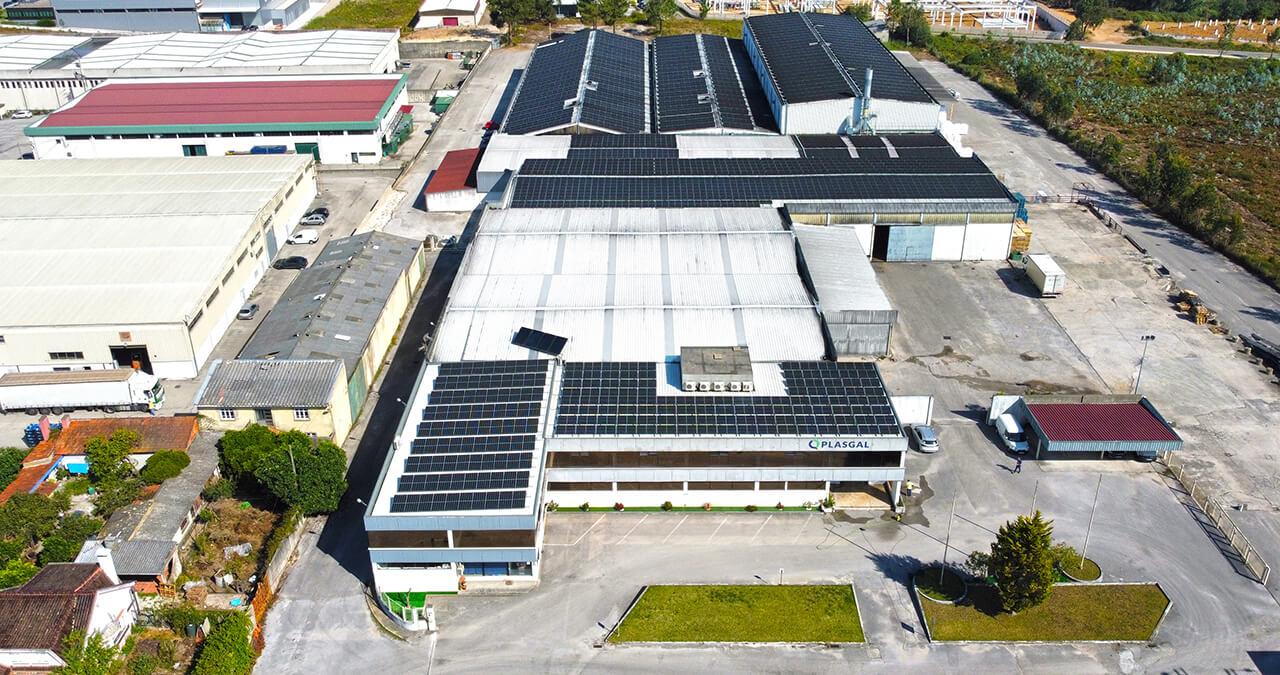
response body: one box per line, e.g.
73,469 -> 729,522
1057,560 -> 1102,583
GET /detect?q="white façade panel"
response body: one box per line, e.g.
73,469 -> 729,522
930,225 -> 965,261
961,221 -> 1015,261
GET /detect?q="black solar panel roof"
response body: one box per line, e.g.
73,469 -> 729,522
553,361 -> 902,437
518,154 -> 990,177
513,327 -> 569,356
651,33 -> 717,133
580,30 -> 649,133
727,38 -> 778,132
745,12 -> 934,105
503,31 -> 589,135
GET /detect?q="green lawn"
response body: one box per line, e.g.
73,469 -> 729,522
305,0 -> 420,30
1058,557 -> 1102,582
922,584 -> 1169,642
610,585 -> 864,643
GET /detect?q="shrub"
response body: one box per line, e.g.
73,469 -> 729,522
0,447 -> 27,492
217,425 -> 277,483
56,513 -> 103,543
613,502 -> 625,511
201,478 -> 235,502
702,503 -> 712,511
139,450 -> 190,485
151,604 -> 230,634
38,536 -> 80,566
196,508 -> 216,524
252,431 -> 347,514
0,539 -> 23,566
744,504 -> 758,512
0,492 -> 68,546
579,502 -> 590,512
63,478 -> 92,496
776,502 -> 785,510
86,429 -> 140,484
128,653 -> 160,675
191,612 -> 255,675
0,559 -> 38,587
92,478 -> 144,518
661,501 -> 673,511
262,507 -> 303,562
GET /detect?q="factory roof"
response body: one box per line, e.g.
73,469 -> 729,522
27,74 -> 406,136
0,34 -> 97,71
66,29 -> 397,72
239,232 -> 422,374
792,224 -> 893,316
194,359 -> 345,409
650,33 -> 776,133
745,12 -> 934,105
432,208 -> 826,363
0,155 -> 311,328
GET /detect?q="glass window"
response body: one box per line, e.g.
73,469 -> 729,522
293,408 -> 310,421
48,351 -> 85,360
219,409 -> 236,421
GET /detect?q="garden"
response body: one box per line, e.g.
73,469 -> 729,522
610,584 -> 864,643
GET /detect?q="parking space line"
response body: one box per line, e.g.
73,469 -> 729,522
548,515 -> 604,548
615,514 -> 648,545
709,517 -> 728,541
749,514 -> 772,544
791,514 -> 813,545
661,515 -> 688,544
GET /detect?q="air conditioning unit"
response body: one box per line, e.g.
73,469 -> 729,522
742,382 -> 755,392
683,382 -> 697,392
698,381 -> 711,392
712,382 -> 726,392
729,382 -> 742,392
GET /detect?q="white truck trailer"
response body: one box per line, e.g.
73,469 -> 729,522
1025,253 -> 1066,297
0,369 -> 164,415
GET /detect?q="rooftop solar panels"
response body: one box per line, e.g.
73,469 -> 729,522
503,31 -> 589,135
745,12 -> 933,105
388,360 -> 552,514
701,35 -> 755,131
651,34 -> 716,133
513,327 -> 568,356
554,361 -> 901,437
581,30 -> 649,133
727,38 -> 778,132
567,134 -> 678,159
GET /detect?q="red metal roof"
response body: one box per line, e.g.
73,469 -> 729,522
40,78 -> 400,130
424,148 -> 481,194
1026,402 -> 1179,443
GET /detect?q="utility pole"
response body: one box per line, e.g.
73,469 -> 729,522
940,482 -> 958,584
1134,335 -> 1156,394
1029,479 -> 1039,517
1081,474 -> 1103,566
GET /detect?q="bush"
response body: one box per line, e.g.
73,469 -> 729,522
218,425 -> 277,483
0,559 -> 38,587
776,502 -> 785,510
0,539 -> 24,566
0,492 -> 68,546
201,478 -> 235,502
56,513 -> 103,543
86,429 -> 140,484
128,653 -> 160,675
151,604 -> 230,634
579,502 -> 590,512
661,501 -> 673,511
744,504 -> 758,512
63,478 -> 92,496
38,536 -> 79,566
139,450 -> 190,485
190,612 -> 256,675
196,508 -> 216,524
252,432 -> 348,514
0,447 -> 27,493
262,507 -> 303,562
613,502 -> 625,511
92,478 -> 144,518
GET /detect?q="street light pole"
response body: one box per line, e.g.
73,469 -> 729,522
1133,335 -> 1156,394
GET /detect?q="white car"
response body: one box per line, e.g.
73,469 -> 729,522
287,229 -> 319,245
11,110 -> 33,119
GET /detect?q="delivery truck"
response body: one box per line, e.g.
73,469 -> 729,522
0,369 -> 164,415
1025,253 -> 1066,297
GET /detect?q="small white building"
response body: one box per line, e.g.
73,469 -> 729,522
24,73 -> 410,165
414,0 -> 485,28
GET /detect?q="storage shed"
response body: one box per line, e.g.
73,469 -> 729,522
1016,397 -> 1182,459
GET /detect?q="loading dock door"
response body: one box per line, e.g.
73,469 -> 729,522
110,345 -> 152,374
266,228 -> 279,258
443,16 -> 459,25
871,226 -> 890,261
886,226 -> 935,261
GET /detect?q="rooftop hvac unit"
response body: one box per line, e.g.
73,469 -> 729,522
742,382 -> 755,392
684,382 -> 698,392
698,382 -> 711,392
729,382 -> 742,392
712,382 -> 726,392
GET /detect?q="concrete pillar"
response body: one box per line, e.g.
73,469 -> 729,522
890,480 -> 902,511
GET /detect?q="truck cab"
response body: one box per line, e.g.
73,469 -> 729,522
996,413 -> 1029,454
129,372 -> 165,412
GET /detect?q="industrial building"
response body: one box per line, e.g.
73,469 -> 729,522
0,30 -> 400,111
413,0 -> 486,28
0,155 -> 316,379
49,0 -> 315,32
25,74 -> 410,164
1010,396 -> 1183,460
195,359 -> 353,443
239,232 -> 428,428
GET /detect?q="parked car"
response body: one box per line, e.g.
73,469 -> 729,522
287,229 -> 319,245
272,256 -> 308,270
236,303 -> 260,320
484,120 -> 500,131
911,424 -> 939,453
441,235 -> 458,247
11,110 -> 32,119
298,213 -> 326,226
305,207 -> 330,219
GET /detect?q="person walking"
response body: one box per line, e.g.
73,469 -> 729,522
1014,458 -> 1023,474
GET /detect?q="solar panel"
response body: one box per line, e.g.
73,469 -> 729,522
513,327 -> 568,356
503,31 -> 590,134
390,491 -> 526,513
726,38 -> 778,132
553,360 -> 901,437
580,30 -> 649,133
570,134 -> 677,149
398,471 -> 530,493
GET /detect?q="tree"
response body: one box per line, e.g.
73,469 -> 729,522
647,0 -> 678,35
191,613 -> 256,675
1065,18 -> 1087,41
1268,26 -> 1280,59
38,537 -> 79,566
887,0 -> 932,46
1218,22 -> 1236,57
1097,134 -> 1123,167
599,0 -> 630,32
1015,68 -> 1049,102
1143,141 -> 1193,206
252,432 -> 348,514
1073,0 -> 1107,29
488,0 -> 555,44
1041,85 -> 1077,121
91,478 -> 143,518
0,447 -> 27,493
85,429 -> 140,484
0,559 -> 38,588
988,511 -> 1055,612
1224,210 -> 1247,247
54,632 -> 121,675
1178,180 -> 1219,225
843,3 -> 873,20
139,450 -> 190,485
578,0 -> 601,27
699,0 -> 710,19
55,514 -> 103,544
0,492 -> 68,547
218,425 -> 277,483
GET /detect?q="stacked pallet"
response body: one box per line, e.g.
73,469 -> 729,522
1010,220 -> 1032,253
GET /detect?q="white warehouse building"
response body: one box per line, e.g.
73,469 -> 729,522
24,74 -> 410,164
0,155 -> 316,379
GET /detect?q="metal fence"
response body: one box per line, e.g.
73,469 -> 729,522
1160,450 -> 1271,585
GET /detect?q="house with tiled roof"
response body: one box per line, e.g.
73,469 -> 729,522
0,560 -> 138,673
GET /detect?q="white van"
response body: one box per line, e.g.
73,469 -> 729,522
996,413 -> 1029,454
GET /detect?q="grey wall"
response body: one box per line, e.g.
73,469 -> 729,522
53,0 -> 200,31
399,40 -> 495,58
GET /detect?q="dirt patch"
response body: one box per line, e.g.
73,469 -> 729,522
182,499 -> 278,586
1086,18 -> 1135,44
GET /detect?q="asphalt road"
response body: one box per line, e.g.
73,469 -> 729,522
919,58 -> 1280,347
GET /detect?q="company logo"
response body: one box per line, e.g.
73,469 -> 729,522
809,439 -> 871,450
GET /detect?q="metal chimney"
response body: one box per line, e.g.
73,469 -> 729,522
860,67 -> 874,131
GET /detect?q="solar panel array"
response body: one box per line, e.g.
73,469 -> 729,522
651,34 -> 716,133
567,133 -> 678,159
518,154 -> 989,177
389,361 -> 551,514
701,35 -> 754,131
554,361 -> 900,437
745,12 -> 933,105
513,327 -> 568,356
502,31 -> 590,135
727,38 -> 778,132
580,30 -> 648,133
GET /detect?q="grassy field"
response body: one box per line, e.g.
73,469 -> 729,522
915,567 -> 967,602
922,583 -> 1169,642
927,35 -> 1280,291
1059,557 -> 1102,582
305,0 -> 420,30
610,585 -> 864,643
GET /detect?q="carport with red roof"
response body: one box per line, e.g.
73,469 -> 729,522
1017,398 -> 1183,459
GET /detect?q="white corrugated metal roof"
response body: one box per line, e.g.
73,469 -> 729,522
0,155 -> 310,328
792,224 -> 893,312
67,30 -> 396,71
0,35 -> 93,70
433,207 -> 826,362
675,135 -> 801,158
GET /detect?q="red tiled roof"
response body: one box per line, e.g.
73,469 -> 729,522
1026,402 -> 1180,443
40,78 -> 400,130
0,564 -> 116,652
424,148 -> 480,194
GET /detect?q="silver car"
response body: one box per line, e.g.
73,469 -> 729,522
911,425 -> 939,453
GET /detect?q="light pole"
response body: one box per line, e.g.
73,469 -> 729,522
1133,335 -> 1156,394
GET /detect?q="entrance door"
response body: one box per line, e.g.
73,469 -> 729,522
110,345 -> 152,374
871,226 -> 890,261
295,142 -> 319,161
265,228 -> 279,258
443,16 -> 459,25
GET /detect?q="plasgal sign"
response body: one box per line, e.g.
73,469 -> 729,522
809,439 -> 871,450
